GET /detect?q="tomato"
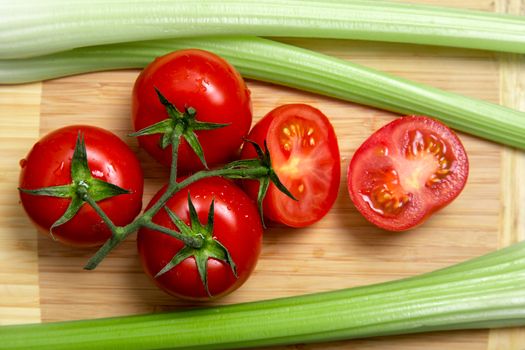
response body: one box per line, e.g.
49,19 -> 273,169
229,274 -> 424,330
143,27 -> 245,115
240,104 -> 341,227
347,116 -> 469,231
132,49 -> 252,174
137,177 -> 262,300
19,125 -> 144,247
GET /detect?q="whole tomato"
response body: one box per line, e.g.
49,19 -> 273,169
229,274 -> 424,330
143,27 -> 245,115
132,49 -> 252,174
137,177 -> 263,300
19,125 -> 144,247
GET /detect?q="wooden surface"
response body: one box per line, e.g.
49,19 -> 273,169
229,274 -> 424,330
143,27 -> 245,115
1,0 -> 524,349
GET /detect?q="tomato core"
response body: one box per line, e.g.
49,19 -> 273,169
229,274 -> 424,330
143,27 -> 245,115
273,117 -> 320,197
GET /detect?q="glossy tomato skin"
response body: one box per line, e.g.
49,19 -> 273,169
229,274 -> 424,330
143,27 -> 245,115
132,49 -> 252,174
347,116 -> 469,231
241,104 -> 341,227
137,177 -> 263,300
19,125 -> 144,247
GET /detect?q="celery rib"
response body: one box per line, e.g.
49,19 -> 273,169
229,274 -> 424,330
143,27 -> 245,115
1,0 -> 525,59
1,36 -> 524,149
1,241 -> 524,349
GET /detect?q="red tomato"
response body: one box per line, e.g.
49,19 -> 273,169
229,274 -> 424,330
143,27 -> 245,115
240,104 -> 341,227
347,116 -> 469,231
19,125 -> 144,247
132,49 -> 252,174
137,177 -> 262,300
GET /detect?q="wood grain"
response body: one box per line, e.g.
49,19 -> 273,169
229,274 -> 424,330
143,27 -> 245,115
0,0 -> 523,349
0,83 -> 42,325
488,0 -> 525,349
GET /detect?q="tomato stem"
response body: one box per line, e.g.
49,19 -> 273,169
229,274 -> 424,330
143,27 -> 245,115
83,159 -> 271,269
169,133 -> 180,185
84,236 -> 123,270
82,194 -> 118,232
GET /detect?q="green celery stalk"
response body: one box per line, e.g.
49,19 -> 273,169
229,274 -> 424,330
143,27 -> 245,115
1,240 -> 524,349
1,36 -> 524,149
1,0 -> 525,59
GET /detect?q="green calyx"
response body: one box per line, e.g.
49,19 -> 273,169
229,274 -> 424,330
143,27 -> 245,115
129,88 -> 228,169
156,192 -> 237,297
18,132 -> 129,238
222,139 -> 296,227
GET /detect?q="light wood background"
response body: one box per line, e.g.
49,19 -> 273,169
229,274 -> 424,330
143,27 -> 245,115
1,0 -> 524,349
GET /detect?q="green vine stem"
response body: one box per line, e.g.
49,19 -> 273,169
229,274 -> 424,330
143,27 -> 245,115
77,90 -> 291,270
80,192 -> 119,233
84,136 -> 271,270
18,90 -> 291,276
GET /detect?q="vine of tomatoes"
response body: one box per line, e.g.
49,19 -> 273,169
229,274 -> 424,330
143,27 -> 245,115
17,49 -> 469,301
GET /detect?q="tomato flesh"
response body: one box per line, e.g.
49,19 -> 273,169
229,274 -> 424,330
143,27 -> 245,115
241,104 -> 340,227
347,116 -> 468,231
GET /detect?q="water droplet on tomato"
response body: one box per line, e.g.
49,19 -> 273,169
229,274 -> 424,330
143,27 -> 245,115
53,161 -> 65,176
19,158 -> 27,168
105,163 -> 116,178
198,79 -> 208,93
91,169 -> 104,178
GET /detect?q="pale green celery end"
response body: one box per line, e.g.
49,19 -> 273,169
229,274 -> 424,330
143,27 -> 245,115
1,0 -> 525,58
1,36 -> 524,149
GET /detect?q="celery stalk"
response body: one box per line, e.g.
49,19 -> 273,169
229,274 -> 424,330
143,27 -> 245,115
1,0 -> 525,59
1,36 -> 524,149
1,240 -> 524,349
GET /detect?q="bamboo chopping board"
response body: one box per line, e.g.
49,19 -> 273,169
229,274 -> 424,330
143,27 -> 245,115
1,0 -> 524,349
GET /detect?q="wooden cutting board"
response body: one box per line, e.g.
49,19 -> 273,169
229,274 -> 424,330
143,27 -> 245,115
1,0 -> 524,349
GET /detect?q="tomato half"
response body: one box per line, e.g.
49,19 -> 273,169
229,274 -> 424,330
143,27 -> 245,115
347,116 -> 469,231
240,104 -> 341,227
132,49 -> 252,174
137,177 -> 263,300
19,125 -> 144,247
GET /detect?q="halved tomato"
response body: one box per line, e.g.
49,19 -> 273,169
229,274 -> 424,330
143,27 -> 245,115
347,116 -> 469,231
240,104 -> 340,227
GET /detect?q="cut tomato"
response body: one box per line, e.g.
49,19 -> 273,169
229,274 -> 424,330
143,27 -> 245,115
347,116 -> 469,231
241,104 -> 340,227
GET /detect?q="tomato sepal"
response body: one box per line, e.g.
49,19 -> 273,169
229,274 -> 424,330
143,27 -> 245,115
19,184 -> 72,198
86,178 -> 130,201
156,193 -> 237,297
130,88 -> 229,169
221,139 -> 297,227
242,139 -> 296,201
48,196 -> 83,240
